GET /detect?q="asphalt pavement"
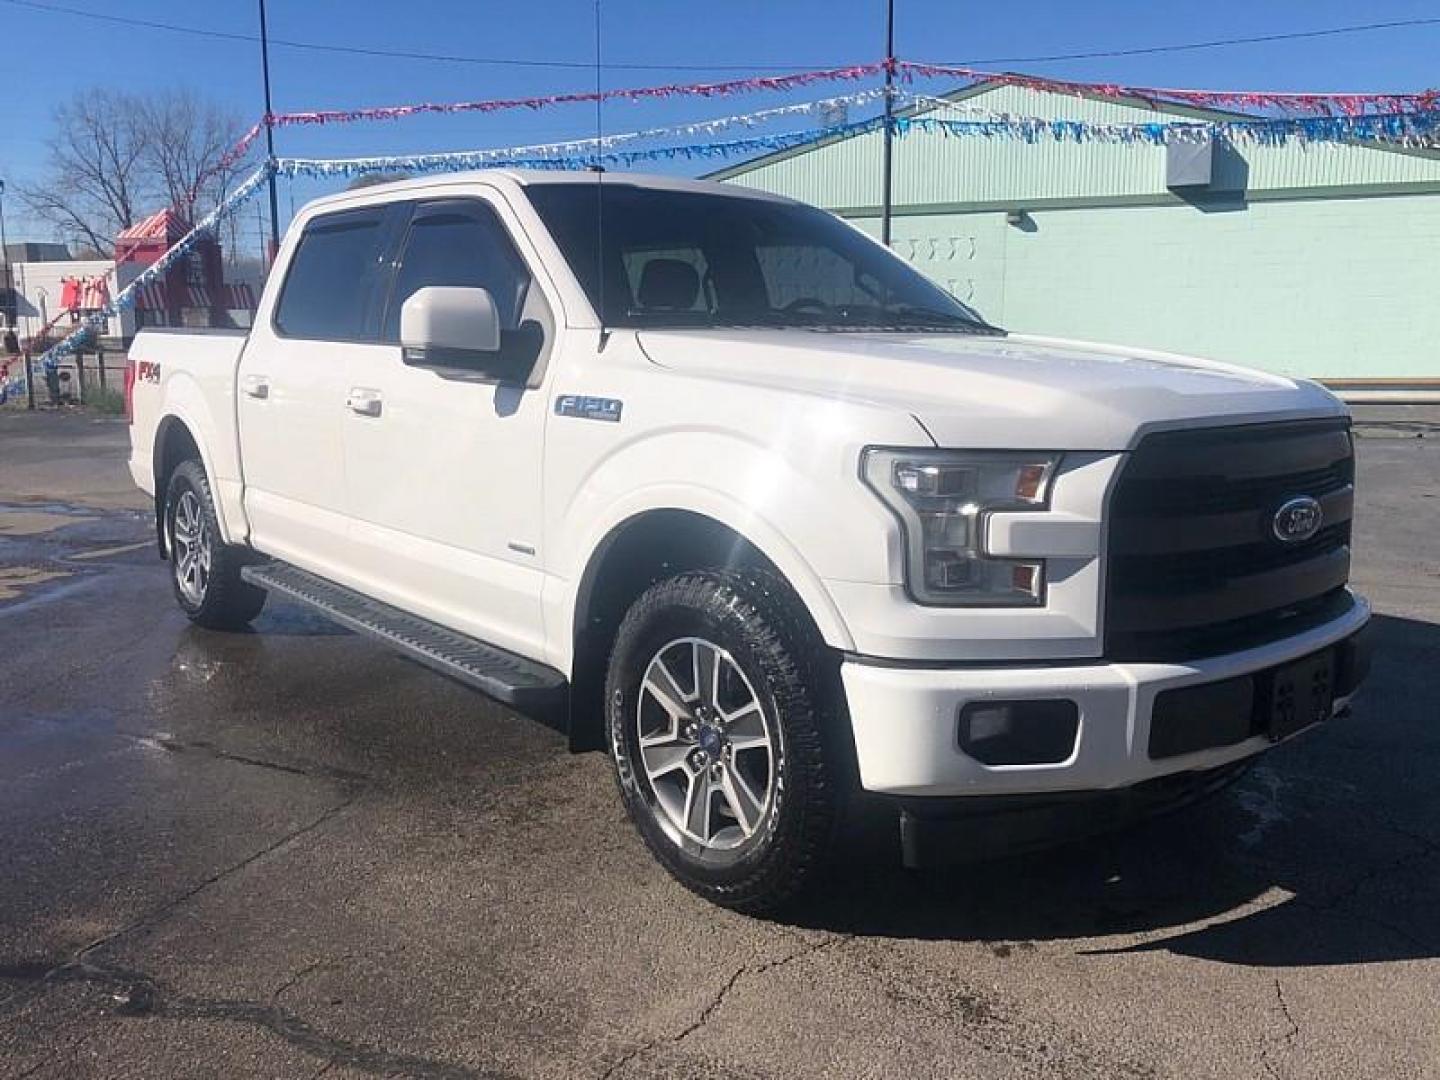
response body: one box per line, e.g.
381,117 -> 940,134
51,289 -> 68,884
1,406 -> 1438,1079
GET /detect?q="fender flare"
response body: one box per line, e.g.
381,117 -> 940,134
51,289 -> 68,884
151,405 -> 235,548
562,485 -> 856,664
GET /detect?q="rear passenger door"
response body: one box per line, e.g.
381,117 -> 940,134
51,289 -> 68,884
238,204 -> 401,577
339,195 -> 554,660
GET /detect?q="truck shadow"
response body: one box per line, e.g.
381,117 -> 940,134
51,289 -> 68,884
787,613 -> 1440,967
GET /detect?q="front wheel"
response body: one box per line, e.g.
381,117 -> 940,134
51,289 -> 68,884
606,569 -> 844,913
164,460 -> 267,630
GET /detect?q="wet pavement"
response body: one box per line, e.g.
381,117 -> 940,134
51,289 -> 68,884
1,407 -> 1438,1079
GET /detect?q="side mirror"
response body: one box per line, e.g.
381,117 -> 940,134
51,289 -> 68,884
399,285 -> 501,371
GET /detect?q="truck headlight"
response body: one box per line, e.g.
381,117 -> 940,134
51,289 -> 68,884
861,449 -> 1060,607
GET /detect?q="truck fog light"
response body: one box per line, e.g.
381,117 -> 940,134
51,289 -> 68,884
958,700 -> 1079,766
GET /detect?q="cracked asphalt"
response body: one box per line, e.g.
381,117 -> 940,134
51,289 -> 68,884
2,406 -> 1438,1079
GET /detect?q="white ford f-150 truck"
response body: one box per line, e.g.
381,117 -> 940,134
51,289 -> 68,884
127,170 -> 1370,912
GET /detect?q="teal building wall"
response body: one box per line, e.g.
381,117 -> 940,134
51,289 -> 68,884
714,85 -> 1440,383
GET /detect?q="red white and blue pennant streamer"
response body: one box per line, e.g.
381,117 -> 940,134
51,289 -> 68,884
205,61 -> 1440,177
266,64 -> 886,130
360,87 -> 895,164
899,110 -> 1440,146
898,62 -> 1440,116
275,106 -> 1440,181
198,65 -> 892,178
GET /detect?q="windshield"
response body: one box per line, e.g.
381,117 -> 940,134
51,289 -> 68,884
526,182 -> 1000,333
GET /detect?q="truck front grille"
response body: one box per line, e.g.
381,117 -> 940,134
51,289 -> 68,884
1105,418 -> 1355,661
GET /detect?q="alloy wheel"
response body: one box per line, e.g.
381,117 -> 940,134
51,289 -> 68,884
635,636 -> 777,851
171,489 -> 212,606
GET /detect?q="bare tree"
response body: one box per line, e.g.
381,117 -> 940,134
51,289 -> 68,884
141,90 -> 245,222
21,87 -> 244,252
20,89 -> 150,252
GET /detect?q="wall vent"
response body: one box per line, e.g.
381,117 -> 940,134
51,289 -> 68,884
1166,133 -> 1215,189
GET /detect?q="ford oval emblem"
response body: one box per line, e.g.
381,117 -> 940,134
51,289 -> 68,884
1273,496 -> 1323,544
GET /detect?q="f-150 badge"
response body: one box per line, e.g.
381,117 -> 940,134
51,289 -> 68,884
555,395 -> 622,423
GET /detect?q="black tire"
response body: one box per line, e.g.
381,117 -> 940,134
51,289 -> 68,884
163,459 -> 267,630
606,568 -> 844,914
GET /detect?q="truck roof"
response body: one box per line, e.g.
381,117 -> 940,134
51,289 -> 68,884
300,169 -> 797,215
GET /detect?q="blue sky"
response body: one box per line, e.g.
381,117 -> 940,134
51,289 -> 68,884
4,0 -> 1440,246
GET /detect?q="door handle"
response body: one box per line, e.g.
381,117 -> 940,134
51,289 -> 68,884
346,387 -> 383,417
242,374 -> 269,399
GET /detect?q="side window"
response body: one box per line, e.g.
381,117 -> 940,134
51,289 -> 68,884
274,211 -> 387,340
382,203 -> 532,343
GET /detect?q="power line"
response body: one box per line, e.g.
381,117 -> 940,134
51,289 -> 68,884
0,0 -> 834,71
943,16 -> 1440,66
6,0 -> 1440,77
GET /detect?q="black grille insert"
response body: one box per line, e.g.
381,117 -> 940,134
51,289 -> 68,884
1106,419 -> 1354,661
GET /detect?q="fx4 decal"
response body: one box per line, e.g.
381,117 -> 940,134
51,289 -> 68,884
555,394 -> 622,423
137,361 -> 162,383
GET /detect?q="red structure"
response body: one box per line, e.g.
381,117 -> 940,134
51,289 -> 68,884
114,209 -> 254,329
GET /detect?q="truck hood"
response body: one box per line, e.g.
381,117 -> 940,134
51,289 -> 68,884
635,329 -> 1346,451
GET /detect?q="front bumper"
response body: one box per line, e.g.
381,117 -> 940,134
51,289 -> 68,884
841,592 -> 1371,799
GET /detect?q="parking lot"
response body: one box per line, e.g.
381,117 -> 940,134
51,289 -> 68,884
1,406 -> 1437,1079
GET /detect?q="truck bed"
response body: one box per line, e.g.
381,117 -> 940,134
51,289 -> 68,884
127,327 -> 250,531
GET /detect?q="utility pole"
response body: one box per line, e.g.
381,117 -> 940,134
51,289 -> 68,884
0,180 -> 11,329
880,0 -> 896,247
258,0 -> 281,264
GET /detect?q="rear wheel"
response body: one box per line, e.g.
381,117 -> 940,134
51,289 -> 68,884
606,569 -> 844,913
164,460 -> 267,630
